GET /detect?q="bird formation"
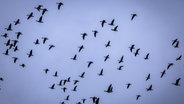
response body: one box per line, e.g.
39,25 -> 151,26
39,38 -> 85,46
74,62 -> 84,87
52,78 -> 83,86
0,1 -> 183,104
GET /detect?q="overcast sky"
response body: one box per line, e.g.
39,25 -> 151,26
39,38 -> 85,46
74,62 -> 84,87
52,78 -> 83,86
0,0 -> 184,104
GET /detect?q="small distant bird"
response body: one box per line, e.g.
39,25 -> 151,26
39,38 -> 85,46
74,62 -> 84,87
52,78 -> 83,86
117,65 -> 123,70
172,39 -> 178,45
60,101 -> 65,104
118,55 -> 124,63
174,41 -> 179,48
50,84 -> 55,89
43,68 -> 49,74
27,12 -> 34,20
62,87 -> 67,92
34,39 -> 40,45
90,96 -> 97,103
67,77 -> 70,82
72,85 -> 77,91
81,33 -> 87,40
15,32 -> 22,39
172,78 -> 181,86
36,16 -> 43,23
14,46 -> 19,52
146,73 -> 151,81
12,57 -> 18,63
1,33 -> 8,38
34,5 -> 43,11
65,95 -> 70,100
176,55 -> 182,61
57,2 -> 64,10
4,39 -> 10,46
5,24 -> 12,31
144,53 -> 150,60
131,14 -> 137,21
146,85 -> 153,91
14,19 -> 20,25
108,19 -> 115,26
134,48 -> 140,56
167,63 -> 174,70
58,80 -> 63,86
3,49 -> 9,55
42,37 -> 48,44
98,69 -> 104,76
0,77 -> 4,81
136,95 -> 141,100
49,45 -> 55,50
78,45 -> 84,52
100,20 -> 106,27
19,64 -> 26,68
126,83 -> 131,89
79,72 -> 85,78
81,98 -> 86,103
71,54 -> 77,60
12,40 -> 18,47
129,44 -> 135,52
92,30 -> 98,37
111,25 -> 118,31
104,54 -> 110,62
104,84 -> 113,93
87,61 -> 93,68
53,71 -> 58,77
105,40 -> 111,47
27,50 -> 33,58
73,80 -> 79,85
41,8 -> 48,15
160,70 -> 166,78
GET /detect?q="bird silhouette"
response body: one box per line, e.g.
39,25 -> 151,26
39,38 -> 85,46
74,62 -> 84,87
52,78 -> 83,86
117,65 -> 123,70
43,68 -> 49,74
14,19 -> 20,25
105,40 -> 111,47
131,14 -> 137,21
4,39 -> 10,46
53,71 -> 58,77
98,69 -> 103,76
172,78 -> 181,86
81,33 -> 87,40
27,12 -> 34,20
58,80 -> 63,86
111,25 -> 118,31
108,19 -> 115,26
79,72 -> 85,78
167,63 -> 174,70
34,5 -> 43,11
104,54 -> 110,62
136,95 -> 141,100
19,64 -> 26,68
104,84 -> 113,93
134,48 -> 140,56
73,80 -> 79,85
174,41 -> 179,48
1,33 -> 8,38
81,98 -> 86,103
41,8 -> 48,15
146,73 -> 151,81
57,2 -> 64,10
49,45 -> 55,50
92,30 -> 98,37
172,38 -> 178,45
50,84 -> 55,89
27,50 -> 33,58
60,101 -> 65,104
78,45 -> 84,52
3,49 -> 9,55
72,85 -> 77,91
0,77 -> 4,81
118,55 -> 124,63
15,32 -> 22,39
62,87 -> 67,92
12,40 -> 18,47
14,46 -> 19,52
65,95 -> 70,100
87,61 -> 93,68
146,85 -> 153,91
42,37 -> 48,44
71,54 -> 77,60
144,53 -> 150,60
126,83 -> 131,89
90,96 -> 98,103
160,70 -> 166,78
36,16 -> 43,23
129,44 -> 135,52
12,57 -> 18,63
176,55 -> 182,61
33,39 -> 40,45
5,24 -> 12,31
100,20 -> 106,27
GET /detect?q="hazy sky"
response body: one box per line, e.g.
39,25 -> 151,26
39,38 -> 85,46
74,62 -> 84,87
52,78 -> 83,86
0,0 -> 184,104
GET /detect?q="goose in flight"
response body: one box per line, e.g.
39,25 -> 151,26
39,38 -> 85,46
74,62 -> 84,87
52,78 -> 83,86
174,41 -> 179,48
105,40 -> 111,47
87,61 -> 93,68
167,63 -> 174,70
104,84 -> 113,93
42,37 -> 48,44
172,78 -> 181,86
14,46 -> 19,52
71,54 -> 77,60
57,2 -> 64,10
5,24 -> 12,31
43,68 -> 49,74
3,49 -> 9,55
98,69 -> 103,76
134,48 -> 140,56
79,72 -> 85,78
92,30 -> 98,37
34,5 -> 43,11
0,77 -> 4,81
53,71 -> 58,77
41,8 -> 48,15
15,32 -> 22,39
12,40 -> 18,47
146,84 -> 153,91
36,16 -> 43,23
34,39 -> 40,45
12,57 -> 18,63
126,83 -> 131,89
108,19 -> 115,26
176,55 -> 182,61
160,70 -> 166,78
100,20 -> 106,27
104,54 -> 110,62
111,25 -> 118,31
144,53 -> 150,60
14,19 -> 20,25
146,73 -> 151,81
4,39 -> 10,46
73,80 -> 79,85
50,84 -> 55,89
58,80 -> 63,86
27,12 -> 34,20
72,85 -> 77,91
81,33 -> 87,40
78,45 -> 84,52
136,95 -> 141,100
117,65 -> 123,70
131,14 -> 137,21
49,45 -> 55,50
62,87 -> 67,92
172,38 -> 178,45
19,64 -> 26,68
118,55 -> 124,63
1,33 -> 8,38
65,95 -> 70,100
27,50 -> 33,58
129,44 -> 135,52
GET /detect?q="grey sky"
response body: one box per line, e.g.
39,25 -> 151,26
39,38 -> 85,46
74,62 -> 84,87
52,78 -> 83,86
0,0 -> 184,104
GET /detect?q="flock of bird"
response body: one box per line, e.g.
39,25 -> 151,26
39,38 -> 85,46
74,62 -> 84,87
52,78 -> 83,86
0,1 -> 183,104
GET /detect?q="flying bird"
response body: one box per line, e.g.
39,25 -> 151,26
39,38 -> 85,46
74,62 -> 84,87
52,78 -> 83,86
92,30 -> 98,37
98,69 -> 104,76
43,68 -> 49,74
27,12 -> 34,20
100,20 -> 106,27
81,33 -> 87,40
5,24 -> 12,31
104,54 -> 110,62
12,57 -> 18,63
79,72 -> 85,78
172,38 -> 178,45
1,33 -> 8,38
41,8 -> 48,15
57,2 -> 64,10
72,85 -> 77,91
167,63 -> 174,70
19,64 -> 26,68
42,37 -> 48,44
117,65 -> 123,70
129,44 -> 135,52
73,80 -> 79,85
3,49 -> 9,55
104,84 -> 113,93
108,19 -> 115,26
34,5 -> 43,11
65,95 -> 70,100
111,25 -> 118,31
131,14 -> 137,21
105,40 -> 111,47
144,53 -> 150,60
62,87 -> 67,92
134,48 -> 140,56
87,61 -> 93,68
160,70 -> 166,78
126,83 -> 131,89
36,16 -> 43,23
53,71 -> 58,77
176,55 -> 182,61
174,41 -> 179,48
172,78 -> 181,86
0,77 -> 4,81
27,50 -> 33,58
78,45 -> 84,52
49,45 -> 55,50
136,95 -> 141,100
33,39 -> 40,45
58,80 -> 63,86
71,54 -> 77,60
15,32 -> 22,39
146,73 -> 151,81
50,84 -> 55,89
118,55 -> 124,63
146,85 -> 153,91
14,19 -> 20,25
